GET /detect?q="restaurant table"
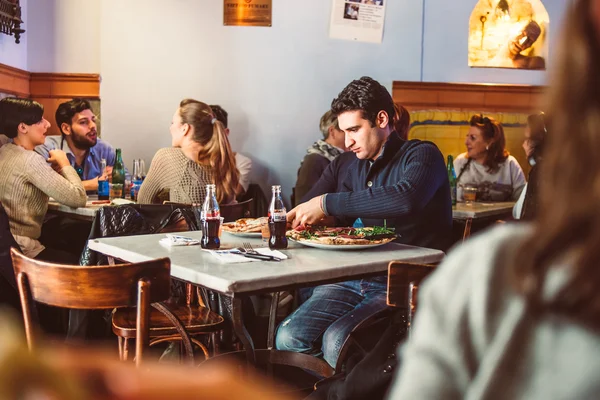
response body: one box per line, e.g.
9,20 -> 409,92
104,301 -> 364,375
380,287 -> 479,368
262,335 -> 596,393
47,196 -> 136,222
452,201 -> 516,240
47,199 -> 104,221
87,231 -> 444,365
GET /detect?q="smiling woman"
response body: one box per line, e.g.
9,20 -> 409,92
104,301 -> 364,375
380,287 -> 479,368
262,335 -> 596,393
453,114 -> 526,202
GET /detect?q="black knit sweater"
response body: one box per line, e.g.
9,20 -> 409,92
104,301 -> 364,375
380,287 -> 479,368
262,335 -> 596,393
309,132 -> 452,251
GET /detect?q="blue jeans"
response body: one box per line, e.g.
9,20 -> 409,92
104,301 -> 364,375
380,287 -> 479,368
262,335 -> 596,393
275,277 -> 388,367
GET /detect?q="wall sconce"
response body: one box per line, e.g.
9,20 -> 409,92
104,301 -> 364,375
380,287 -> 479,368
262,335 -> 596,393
0,0 -> 25,44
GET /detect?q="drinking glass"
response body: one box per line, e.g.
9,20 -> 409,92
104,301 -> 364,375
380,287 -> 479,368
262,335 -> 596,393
463,185 -> 478,204
110,183 -> 123,200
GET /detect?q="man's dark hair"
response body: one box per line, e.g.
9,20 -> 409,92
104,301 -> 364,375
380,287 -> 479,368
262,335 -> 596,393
0,97 -> 44,139
331,76 -> 395,128
55,98 -> 92,136
209,105 -> 228,128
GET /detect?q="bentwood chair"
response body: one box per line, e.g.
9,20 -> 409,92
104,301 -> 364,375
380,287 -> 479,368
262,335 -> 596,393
107,207 -> 226,362
216,198 -> 254,222
331,261 -> 437,373
10,248 -> 194,367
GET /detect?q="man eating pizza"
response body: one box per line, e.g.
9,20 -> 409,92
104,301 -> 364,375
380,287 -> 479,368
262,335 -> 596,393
275,76 -> 452,367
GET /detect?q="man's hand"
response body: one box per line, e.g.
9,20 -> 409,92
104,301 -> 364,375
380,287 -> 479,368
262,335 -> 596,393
47,150 -> 70,172
287,195 -> 326,228
522,139 -> 535,159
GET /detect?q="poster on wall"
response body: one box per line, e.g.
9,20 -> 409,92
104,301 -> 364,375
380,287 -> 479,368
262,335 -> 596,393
329,0 -> 386,44
223,0 -> 272,27
468,0 -> 549,70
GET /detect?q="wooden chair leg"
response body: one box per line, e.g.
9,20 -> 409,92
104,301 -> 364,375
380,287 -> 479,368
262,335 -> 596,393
462,218 -> 473,242
118,336 -> 125,361
122,338 -> 130,361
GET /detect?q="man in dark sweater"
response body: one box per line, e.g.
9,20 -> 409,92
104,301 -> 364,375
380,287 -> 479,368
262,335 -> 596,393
275,76 -> 451,368
293,110 -> 346,206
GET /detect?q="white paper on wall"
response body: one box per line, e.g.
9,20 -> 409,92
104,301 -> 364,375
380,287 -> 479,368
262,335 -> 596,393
329,0 -> 386,44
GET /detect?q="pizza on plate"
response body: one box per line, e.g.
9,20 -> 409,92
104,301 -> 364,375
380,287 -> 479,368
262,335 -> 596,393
222,217 -> 268,233
286,226 -> 396,246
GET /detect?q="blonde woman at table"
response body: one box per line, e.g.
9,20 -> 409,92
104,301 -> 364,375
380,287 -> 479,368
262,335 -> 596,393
0,98 -> 86,264
391,0 -> 600,397
138,99 -> 239,205
453,114 -> 526,202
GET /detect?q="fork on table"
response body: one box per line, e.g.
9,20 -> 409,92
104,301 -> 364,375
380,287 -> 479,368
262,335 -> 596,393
242,242 -> 282,262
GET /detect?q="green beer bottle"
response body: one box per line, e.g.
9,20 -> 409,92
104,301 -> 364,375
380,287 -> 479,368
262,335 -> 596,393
111,148 -> 126,199
447,155 -> 457,206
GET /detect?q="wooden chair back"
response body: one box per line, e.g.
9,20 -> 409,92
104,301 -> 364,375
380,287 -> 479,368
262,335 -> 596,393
220,198 -> 254,222
11,248 -> 171,365
387,261 -> 436,336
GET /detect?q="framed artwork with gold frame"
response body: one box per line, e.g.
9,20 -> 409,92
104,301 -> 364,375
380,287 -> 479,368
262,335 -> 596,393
468,0 -> 549,70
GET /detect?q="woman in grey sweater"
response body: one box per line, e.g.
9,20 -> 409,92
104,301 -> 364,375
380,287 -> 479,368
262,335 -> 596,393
390,1 -> 600,398
0,98 -> 86,263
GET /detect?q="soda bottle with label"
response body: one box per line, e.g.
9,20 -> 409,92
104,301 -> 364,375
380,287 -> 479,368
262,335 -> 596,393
201,184 -> 220,249
98,158 -> 109,200
268,185 -> 288,250
447,155 -> 457,206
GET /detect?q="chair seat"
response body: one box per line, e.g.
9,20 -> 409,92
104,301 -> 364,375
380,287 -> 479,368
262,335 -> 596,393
112,304 -> 225,338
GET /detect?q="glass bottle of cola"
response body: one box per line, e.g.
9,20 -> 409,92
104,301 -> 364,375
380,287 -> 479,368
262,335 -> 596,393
201,184 -> 220,249
268,185 -> 288,250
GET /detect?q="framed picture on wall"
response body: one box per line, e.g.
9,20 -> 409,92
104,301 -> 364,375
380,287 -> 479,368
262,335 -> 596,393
468,0 -> 549,70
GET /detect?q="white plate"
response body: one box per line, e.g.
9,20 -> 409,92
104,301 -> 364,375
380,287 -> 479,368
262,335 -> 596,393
222,230 -> 263,238
289,238 -> 393,250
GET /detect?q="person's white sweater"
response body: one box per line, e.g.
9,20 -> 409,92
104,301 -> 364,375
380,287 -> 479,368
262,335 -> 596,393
390,224 -> 600,399
454,153 -> 526,202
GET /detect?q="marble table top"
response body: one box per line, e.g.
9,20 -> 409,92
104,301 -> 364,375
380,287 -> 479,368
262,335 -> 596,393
47,199 -> 105,220
452,201 -> 516,219
88,231 -> 445,296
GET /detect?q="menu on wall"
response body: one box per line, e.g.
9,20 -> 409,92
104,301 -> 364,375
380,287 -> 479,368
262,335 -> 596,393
329,0 -> 386,44
223,0 -> 272,27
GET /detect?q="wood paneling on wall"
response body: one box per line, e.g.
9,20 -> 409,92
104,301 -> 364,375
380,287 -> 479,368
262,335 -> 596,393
392,81 -> 546,113
30,73 -> 101,136
0,63 -> 100,136
0,63 -> 30,97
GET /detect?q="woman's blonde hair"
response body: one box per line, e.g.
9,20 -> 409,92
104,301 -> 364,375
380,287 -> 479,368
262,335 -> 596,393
178,99 -> 239,203
515,0 -> 600,325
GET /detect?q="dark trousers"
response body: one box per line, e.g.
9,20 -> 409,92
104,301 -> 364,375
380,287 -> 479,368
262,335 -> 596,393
40,216 -> 92,261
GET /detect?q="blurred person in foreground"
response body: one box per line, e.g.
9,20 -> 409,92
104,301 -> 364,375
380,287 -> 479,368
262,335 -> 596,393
138,99 -> 239,205
0,312 -> 291,400
293,110 -> 346,207
390,1 -> 600,398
